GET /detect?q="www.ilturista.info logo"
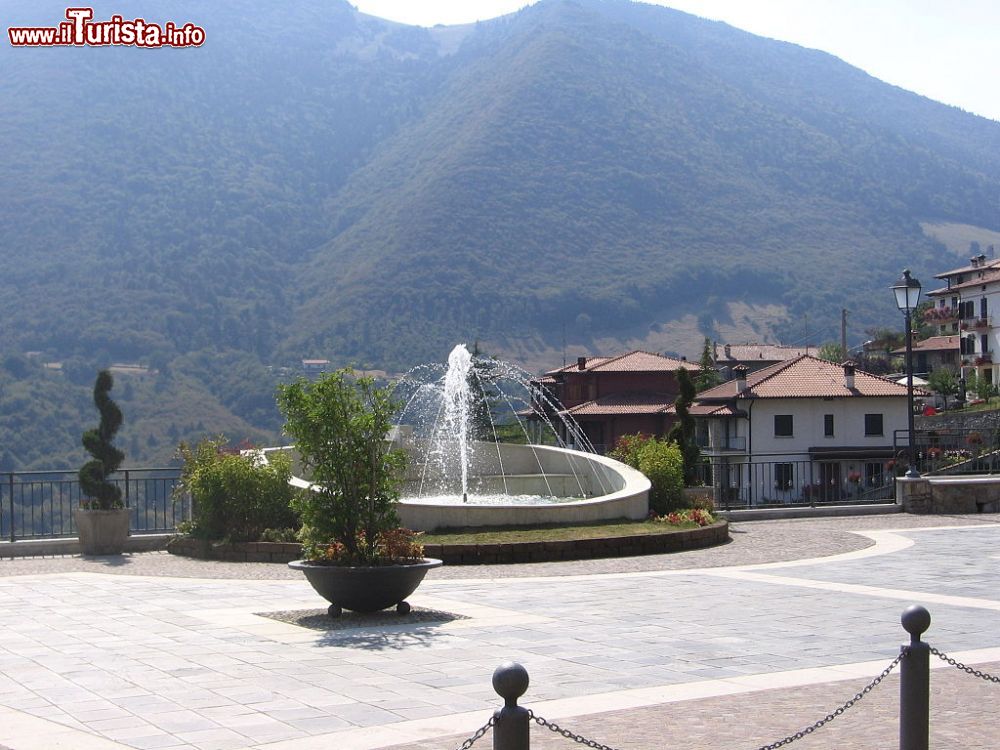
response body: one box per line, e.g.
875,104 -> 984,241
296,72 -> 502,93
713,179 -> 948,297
8,7 -> 205,48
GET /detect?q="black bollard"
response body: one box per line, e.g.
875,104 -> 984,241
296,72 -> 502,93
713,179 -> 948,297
899,605 -> 931,750
492,662 -> 530,750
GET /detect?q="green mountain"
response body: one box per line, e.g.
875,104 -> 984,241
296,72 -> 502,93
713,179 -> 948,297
1,0 -> 999,466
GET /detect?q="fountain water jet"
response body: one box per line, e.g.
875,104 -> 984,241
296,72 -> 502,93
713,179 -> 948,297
386,345 -> 650,529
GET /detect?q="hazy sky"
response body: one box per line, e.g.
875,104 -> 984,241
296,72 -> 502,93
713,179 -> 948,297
352,0 -> 1000,122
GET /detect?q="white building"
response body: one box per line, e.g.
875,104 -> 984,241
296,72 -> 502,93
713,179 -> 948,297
684,355 -> 923,507
925,253 -> 1000,385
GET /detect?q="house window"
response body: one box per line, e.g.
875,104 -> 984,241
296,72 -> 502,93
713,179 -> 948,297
774,414 -> 793,437
864,413 -> 884,437
775,463 -> 794,491
824,414 -> 834,437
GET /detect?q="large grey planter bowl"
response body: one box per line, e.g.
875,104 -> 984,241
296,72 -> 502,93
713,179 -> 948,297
74,507 -> 130,555
288,558 -> 443,616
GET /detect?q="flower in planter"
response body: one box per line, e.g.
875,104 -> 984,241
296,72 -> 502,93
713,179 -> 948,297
847,471 -> 862,484
277,369 -> 416,566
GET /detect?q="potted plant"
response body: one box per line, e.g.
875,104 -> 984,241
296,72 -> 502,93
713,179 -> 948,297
277,369 -> 441,617
75,370 -> 129,555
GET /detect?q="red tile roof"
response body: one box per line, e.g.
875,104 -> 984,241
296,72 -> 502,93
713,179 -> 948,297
934,257 -> 1000,279
696,355 -> 929,400
562,392 -> 674,416
891,335 -> 960,355
665,403 -> 744,417
546,351 -> 697,375
926,268 -> 1000,296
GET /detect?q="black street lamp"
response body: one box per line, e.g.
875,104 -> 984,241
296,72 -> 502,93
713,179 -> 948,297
892,269 -> 922,479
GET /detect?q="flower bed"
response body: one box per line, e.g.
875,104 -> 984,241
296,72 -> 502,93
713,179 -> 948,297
167,520 -> 729,565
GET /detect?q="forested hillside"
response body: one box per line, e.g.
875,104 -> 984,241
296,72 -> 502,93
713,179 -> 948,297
1,0 -> 999,467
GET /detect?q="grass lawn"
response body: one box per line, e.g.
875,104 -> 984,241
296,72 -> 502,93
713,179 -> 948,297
419,518 -> 708,545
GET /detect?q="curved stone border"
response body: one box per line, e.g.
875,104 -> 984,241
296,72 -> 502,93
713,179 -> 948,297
166,520 -> 728,565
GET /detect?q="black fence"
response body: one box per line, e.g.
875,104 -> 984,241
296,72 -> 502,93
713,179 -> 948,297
692,458 -> 896,509
896,427 -> 1000,476
0,468 -> 187,542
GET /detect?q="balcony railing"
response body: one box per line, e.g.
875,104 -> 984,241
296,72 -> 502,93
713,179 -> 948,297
696,435 -> 746,452
923,306 -> 958,324
1,468 -> 186,542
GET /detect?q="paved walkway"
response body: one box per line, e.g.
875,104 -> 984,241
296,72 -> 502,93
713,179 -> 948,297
0,514 -> 997,750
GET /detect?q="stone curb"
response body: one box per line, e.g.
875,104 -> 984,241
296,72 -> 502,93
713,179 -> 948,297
165,521 -> 729,565
0,533 -> 170,558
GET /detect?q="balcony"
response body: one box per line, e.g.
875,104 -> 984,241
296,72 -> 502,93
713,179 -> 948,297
697,435 -> 747,454
923,306 -> 958,325
973,316 -> 993,330
975,353 -> 993,366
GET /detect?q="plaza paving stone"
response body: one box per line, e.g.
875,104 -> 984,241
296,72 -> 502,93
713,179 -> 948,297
0,513 -> 996,749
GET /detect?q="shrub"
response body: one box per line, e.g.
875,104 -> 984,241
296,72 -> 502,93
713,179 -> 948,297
611,433 -> 686,514
79,370 -> 125,509
174,438 -> 299,542
637,438 -> 686,514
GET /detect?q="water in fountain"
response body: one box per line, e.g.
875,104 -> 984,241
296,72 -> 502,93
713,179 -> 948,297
392,344 -> 609,505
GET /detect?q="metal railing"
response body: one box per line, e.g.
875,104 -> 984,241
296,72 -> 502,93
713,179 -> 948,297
460,605 -> 994,750
896,427 -> 1000,475
690,458 -> 895,509
1,468 -> 186,542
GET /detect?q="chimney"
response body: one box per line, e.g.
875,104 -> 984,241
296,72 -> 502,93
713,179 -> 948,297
843,361 -> 856,390
733,364 -> 748,393
979,253 -> 987,265
577,356 -> 587,371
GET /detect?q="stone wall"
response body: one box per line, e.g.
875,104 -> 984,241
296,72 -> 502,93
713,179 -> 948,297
916,410 -> 1000,433
896,476 -> 1000,514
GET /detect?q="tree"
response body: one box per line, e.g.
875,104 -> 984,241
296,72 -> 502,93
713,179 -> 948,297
927,367 -> 958,409
79,370 -> 125,509
695,338 -> 721,392
667,367 -> 701,485
818,342 -> 847,363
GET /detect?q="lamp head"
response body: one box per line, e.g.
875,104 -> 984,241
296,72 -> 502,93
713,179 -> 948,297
892,269 -> 922,311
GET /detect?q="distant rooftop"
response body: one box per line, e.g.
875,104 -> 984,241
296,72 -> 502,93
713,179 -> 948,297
546,350 -> 697,375
697,355 -> 927,400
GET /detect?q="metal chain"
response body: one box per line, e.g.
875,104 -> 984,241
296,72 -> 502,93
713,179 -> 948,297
755,650 -> 907,750
528,709 -> 625,750
930,647 -> 1000,684
454,715 -> 496,750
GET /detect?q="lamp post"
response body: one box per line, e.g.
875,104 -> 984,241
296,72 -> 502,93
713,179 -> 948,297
892,269 -> 922,479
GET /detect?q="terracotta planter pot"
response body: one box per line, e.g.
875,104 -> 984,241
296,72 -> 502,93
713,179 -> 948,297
74,507 -> 130,555
289,558 -> 442,616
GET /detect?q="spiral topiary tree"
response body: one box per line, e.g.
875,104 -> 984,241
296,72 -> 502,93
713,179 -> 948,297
79,370 -> 125,509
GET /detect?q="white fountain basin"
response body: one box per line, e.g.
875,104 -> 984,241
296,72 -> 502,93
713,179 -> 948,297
397,442 -> 650,531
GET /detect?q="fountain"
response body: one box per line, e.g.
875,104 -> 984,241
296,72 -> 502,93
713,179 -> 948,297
266,345 -> 649,531
388,345 -> 650,530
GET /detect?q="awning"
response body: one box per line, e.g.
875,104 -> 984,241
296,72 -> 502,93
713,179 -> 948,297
808,446 -> 896,460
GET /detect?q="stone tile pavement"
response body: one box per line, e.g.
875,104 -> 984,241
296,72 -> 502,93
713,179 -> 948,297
0,513 -> 997,749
